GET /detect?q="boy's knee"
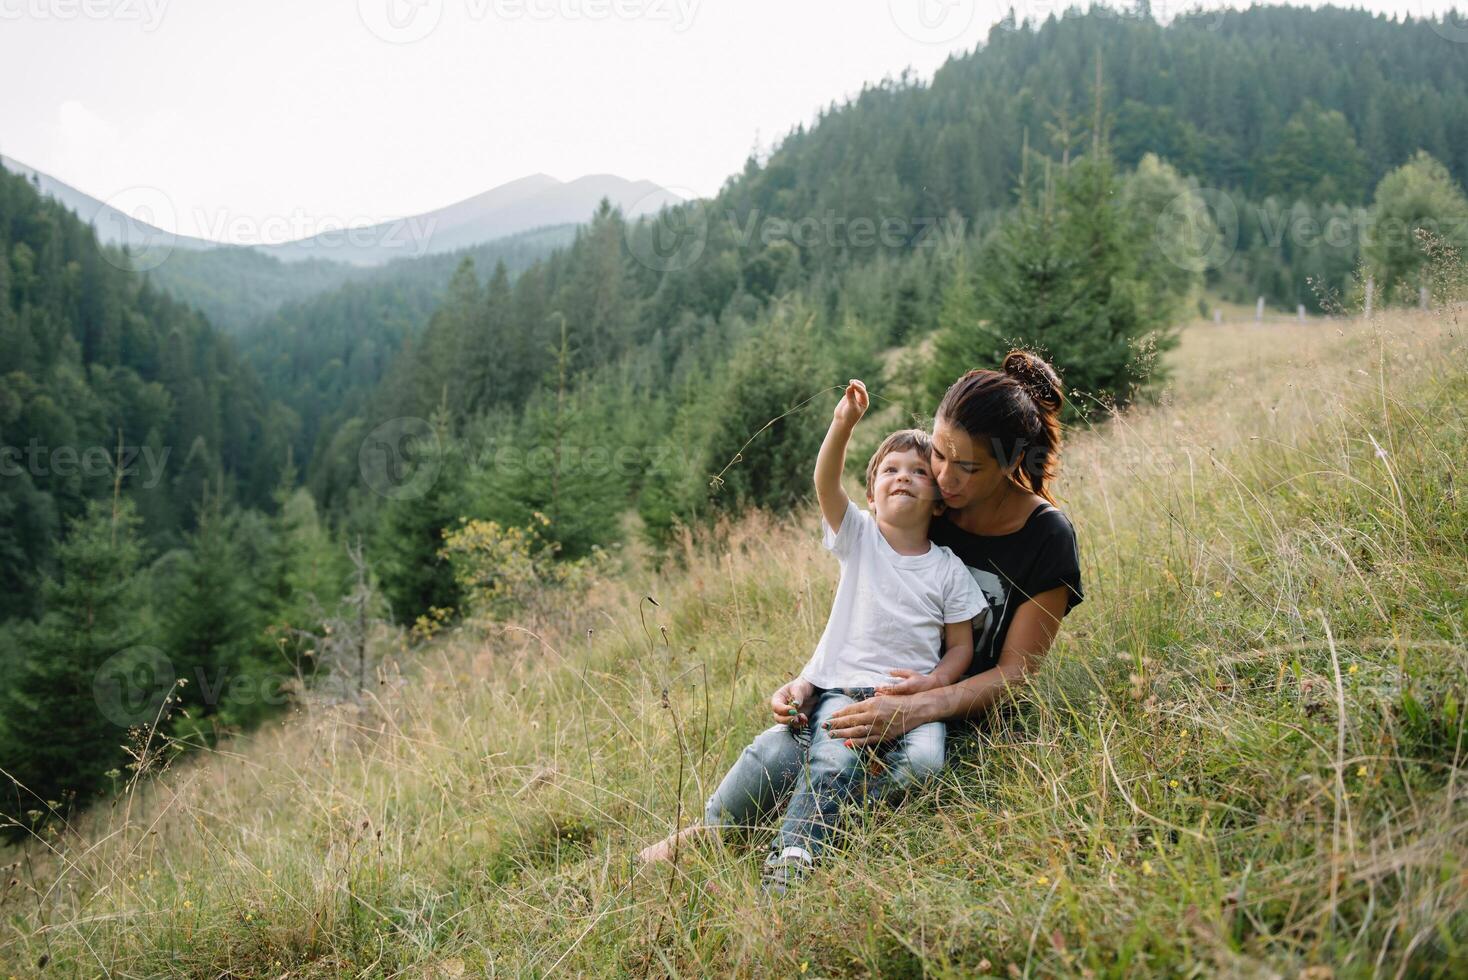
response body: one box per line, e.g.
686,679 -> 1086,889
806,738 -> 858,779
905,733 -> 945,780
883,732 -> 945,792
903,746 -> 944,783
748,724 -> 802,767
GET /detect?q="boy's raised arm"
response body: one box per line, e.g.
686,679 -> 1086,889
815,380 -> 868,536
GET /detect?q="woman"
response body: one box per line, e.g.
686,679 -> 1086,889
638,350 -> 1083,864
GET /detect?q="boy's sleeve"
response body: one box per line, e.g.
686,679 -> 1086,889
943,557 -> 986,623
821,498 -> 864,559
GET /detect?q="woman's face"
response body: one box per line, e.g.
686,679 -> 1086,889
930,416 -> 1012,511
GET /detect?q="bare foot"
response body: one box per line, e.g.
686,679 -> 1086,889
636,824 -> 716,865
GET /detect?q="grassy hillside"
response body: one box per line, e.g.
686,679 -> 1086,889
1,310 -> 1463,977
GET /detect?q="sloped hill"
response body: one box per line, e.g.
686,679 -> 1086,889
1,309 -> 1462,976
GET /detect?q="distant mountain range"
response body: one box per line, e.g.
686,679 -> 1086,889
0,155 -> 682,266
1,153 -> 219,253
261,173 -> 681,265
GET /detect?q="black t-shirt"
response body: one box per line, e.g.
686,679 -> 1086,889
928,502 -> 1084,676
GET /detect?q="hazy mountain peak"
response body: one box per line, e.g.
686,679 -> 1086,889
0,157 -> 682,266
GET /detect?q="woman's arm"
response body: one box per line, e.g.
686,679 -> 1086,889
825,586 -> 1071,747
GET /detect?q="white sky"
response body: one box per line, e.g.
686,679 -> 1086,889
1,0 -> 1460,241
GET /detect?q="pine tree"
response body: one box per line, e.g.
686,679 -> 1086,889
0,499 -> 152,814
463,314 -> 626,560
370,410 -> 465,624
163,487 -> 258,741
925,248 -> 1001,402
1364,151 -> 1468,303
972,145 -> 1178,411
703,308 -> 830,514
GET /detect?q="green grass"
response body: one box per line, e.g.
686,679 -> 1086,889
1,311 -> 1464,978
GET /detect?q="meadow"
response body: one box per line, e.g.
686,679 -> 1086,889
1,308 -> 1464,978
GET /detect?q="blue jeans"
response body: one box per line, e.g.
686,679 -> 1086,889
702,687 -> 946,858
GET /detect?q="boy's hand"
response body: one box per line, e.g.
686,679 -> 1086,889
769,676 -> 816,728
875,668 -> 942,696
832,379 -> 869,430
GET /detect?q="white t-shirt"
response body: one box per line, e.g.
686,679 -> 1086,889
800,498 -> 986,689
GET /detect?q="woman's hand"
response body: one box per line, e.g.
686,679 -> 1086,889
875,668 -> 941,696
769,676 -> 816,728
823,692 -> 924,748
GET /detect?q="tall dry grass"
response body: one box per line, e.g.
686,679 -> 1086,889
1,310 -> 1463,978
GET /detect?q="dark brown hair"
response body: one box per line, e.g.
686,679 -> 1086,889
864,428 -> 933,496
934,350 -> 1064,503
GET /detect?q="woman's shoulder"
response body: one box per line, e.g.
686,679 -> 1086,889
933,497 -> 1075,539
1028,500 -> 1077,535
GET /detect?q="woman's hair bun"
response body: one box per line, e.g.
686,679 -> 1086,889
1002,350 -> 1062,412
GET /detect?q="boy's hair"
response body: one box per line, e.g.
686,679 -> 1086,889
864,428 -> 933,496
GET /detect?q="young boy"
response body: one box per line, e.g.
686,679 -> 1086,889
638,380 -> 984,893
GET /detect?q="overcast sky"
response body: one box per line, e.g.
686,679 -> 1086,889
1,0 -> 1459,242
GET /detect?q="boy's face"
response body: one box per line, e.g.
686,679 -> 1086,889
866,447 -> 942,527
